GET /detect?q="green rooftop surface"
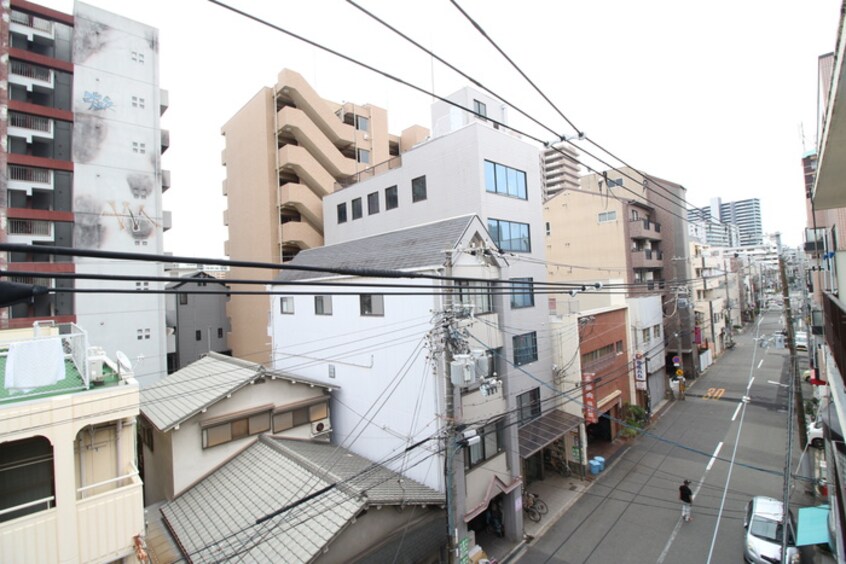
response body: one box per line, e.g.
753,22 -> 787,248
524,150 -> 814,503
0,356 -> 120,404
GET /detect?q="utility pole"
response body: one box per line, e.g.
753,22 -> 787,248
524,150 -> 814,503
723,257 -> 734,348
442,249 -> 461,564
776,233 -> 807,448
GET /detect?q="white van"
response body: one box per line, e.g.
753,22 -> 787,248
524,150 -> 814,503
795,332 -> 808,352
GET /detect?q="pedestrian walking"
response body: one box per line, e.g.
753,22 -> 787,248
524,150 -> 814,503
679,479 -> 693,522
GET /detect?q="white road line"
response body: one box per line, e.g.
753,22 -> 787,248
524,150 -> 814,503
746,377 -> 755,392
732,403 -> 742,421
658,478 -> 709,563
757,359 -> 764,369
707,442 -> 723,471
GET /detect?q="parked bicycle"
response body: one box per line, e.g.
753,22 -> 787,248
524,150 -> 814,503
522,490 -> 548,522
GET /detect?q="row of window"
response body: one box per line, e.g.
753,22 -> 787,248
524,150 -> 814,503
195,328 -> 225,341
281,279 -> 534,319
464,419 -> 504,470
581,340 -> 625,366
484,160 -> 527,200
488,218 -> 531,253
641,325 -> 662,343
337,176 -> 426,224
201,401 -> 329,449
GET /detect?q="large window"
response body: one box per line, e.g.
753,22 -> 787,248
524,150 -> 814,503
385,185 -> 398,210
0,436 -> 54,523
272,401 -> 329,432
412,176 -> 427,202
488,218 -> 531,252
314,295 -> 332,315
510,277 -> 534,308
367,192 -> 379,215
598,211 -> 617,223
280,297 -> 294,314
360,294 -> 384,316
464,419 -> 504,469
202,409 -> 271,448
513,332 -> 538,366
517,388 -> 541,424
473,99 -> 487,120
484,160 -> 527,200
457,280 -> 493,314
337,203 -> 347,224
357,148 -> 370,164
352,198 -> 363,220
355,115 -> 369,132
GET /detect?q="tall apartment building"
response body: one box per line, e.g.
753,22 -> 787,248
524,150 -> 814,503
220,69 -> 427,364
544,167 -> 691,403
688,197 -> 763,247
2,1 -> 169,385
541,141 -> 580,200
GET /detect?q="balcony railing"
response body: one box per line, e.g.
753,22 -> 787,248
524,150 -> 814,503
9,60 -> 52,82
9,113 -> 52,134
10,10 -> 54,33
8,219 -> 52,236
335,156 -> 403,190
8,164 -> 52,185
824,292 -> 846,388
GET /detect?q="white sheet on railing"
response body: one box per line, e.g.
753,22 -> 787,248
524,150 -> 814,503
5,337 -> 65,392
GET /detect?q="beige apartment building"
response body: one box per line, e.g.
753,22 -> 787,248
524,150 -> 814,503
221,69 -> 427,363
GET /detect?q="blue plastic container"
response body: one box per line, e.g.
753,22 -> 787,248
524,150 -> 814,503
593,456 -> 606,472
589,460 -> 601,475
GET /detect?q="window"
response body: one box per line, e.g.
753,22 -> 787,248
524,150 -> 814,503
457,280 -> 493,314
202,410 -> 271,448
367,192 -> 379,215
412,176 -> 427,202
510,278 -> 534,309
178,293 -> 188,305
0,436 -> 54,523
337,203 -> 348,224
131,96 -> 146,109
351,198 -> 363,220
598,211 -> 617,223
631,209 -> 639,221
484,160 -> 527,199
616,340 -> 624,354
280,296 -> 294,314
355,115 -> 369,132
315,295 -> 333,315
272,401 -> 329,432
607,178 -> 623,187
488,218 -> 531,252
513,332 -> 538,366
217,328 -> 224,338
360,294 -> 384,316
137,328 -> 150,341
357,148 -> 370,164
195,330 -> 202,341
473,99 -> 487,120
653,325 -> 661,339
545,221 -> 551,236
517,388 -> 541,424
385,186 -> 398,210
131,51 -> 145,63
464,419 -> 504,469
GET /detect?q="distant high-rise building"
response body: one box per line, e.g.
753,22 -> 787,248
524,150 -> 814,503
541,141 -> 580,200
221,69 -> 427,363
688,197 -> 763,247
2,0 -> 169,384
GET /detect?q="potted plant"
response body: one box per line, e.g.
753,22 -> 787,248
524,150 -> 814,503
620,403 -> 649,440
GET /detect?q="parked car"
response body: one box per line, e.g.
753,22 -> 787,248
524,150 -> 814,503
744,496 -> 800,563
808,419 -> 825,448
795,331 -> 808,352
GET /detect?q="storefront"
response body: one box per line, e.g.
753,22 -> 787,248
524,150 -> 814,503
518,409 -> 583,484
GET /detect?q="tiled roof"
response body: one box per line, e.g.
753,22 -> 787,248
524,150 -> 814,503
141,353 -> 335,432
275,215 -> 479,282
161,436 -> 443,563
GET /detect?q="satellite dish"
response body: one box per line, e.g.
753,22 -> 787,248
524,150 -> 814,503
116,351 -> 133,375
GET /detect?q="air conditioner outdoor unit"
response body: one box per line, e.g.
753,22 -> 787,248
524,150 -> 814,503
311,419 -> 331,436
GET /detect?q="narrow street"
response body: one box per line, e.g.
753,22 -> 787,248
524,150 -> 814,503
519,309 -> 827,563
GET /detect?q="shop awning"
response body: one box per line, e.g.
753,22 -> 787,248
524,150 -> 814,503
519,409 -> 582,459
796,505 -> 831,547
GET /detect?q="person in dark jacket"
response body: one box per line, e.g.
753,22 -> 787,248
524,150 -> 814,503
679,479 -> 693,522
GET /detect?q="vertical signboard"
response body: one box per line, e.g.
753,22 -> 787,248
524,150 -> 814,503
634,352 -> 647,391
582,372 -> 598,423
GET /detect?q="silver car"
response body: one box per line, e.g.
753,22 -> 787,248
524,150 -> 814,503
744,496 -> 800,563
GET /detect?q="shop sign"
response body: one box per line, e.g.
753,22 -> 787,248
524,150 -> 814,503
582,372 -> 598,424
635,352 -> 647,390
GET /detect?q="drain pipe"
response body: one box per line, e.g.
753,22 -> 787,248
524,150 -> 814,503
116,419 -> 123,481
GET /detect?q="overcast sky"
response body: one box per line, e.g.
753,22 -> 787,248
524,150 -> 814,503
37,0 -> 842,257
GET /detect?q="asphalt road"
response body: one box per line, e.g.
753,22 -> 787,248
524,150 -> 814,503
520,310 -> 818,564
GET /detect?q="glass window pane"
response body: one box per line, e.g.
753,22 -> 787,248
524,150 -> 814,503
352,198 -> 362,219
507,167 -> 519,197
368,192 -> 379,215
484,161 -> 496,193
385,186 -> 398,210
273,411 -> 293,432
249,412 -> 270,434
337,203 -> 347,224
495,164 -> 507,195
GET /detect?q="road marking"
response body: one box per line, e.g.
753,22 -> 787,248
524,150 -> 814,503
703,388 -> 725,400
658,478 -> 708,563
732,403 -> 742,421
757,359 -> 764,369
707,442 -> 723,471
746,377 -> 754,392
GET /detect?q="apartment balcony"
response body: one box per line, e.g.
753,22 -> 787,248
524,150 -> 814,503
276,106 -> 356,179
8,165 -> 53,195
161,169 -> 171,193
278,219 -> 322,251
279,181 -> 323,227
160,88 -> 169,116
7,218 -> 54,244
10,10 -> 55,42
9,112 -> 53,143
9,60 -> 54,93
76,471 -> 144,563
335,156 -> 404,190
161,129 -> 170,154
628,218 -> 662,241
631,248 -> 663,269
278,145 -> 336,198
824,292 -> 846,389
162,210 -> 172,232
